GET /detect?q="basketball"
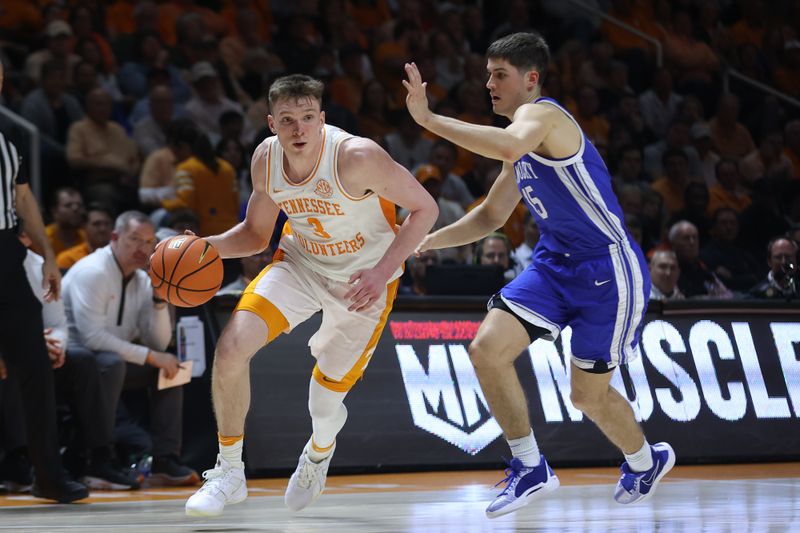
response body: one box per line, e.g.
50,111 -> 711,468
149,235 -> 223,307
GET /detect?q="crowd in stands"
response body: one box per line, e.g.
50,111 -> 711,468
1,0 -> 800,494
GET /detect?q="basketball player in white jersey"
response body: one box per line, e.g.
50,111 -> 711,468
404,32 -> 674,518
185,75 -> 438,517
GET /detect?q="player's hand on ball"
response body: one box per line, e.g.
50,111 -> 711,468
148,350 -> 181,379
346,267 -> 390,312
403,62 -> 432,126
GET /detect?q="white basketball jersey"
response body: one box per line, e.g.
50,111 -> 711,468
265,124 -> 401,283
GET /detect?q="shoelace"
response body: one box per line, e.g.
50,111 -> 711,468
493,457 -> 525,495
296,458 -> 323,490
198,464 -> 230,494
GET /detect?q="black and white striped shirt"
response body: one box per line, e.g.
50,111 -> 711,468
0,131 -> 22,230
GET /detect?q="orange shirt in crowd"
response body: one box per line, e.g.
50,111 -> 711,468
220,0 -> 272,42
651,177 -> 687,216
347,0 -> 391,31
162,157 -> 239,237
706,185 -> 752,217
0,0 -> 42,34
105,0 -> 136,37
46,224 -> 86,257
730,20 -> 764,48
57,241 -> 92,270
709,118 -> 756,160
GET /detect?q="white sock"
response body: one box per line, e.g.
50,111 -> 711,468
507,430 -> 541,468
307,378 -> 348,463
625,439 -> 653,472
219,439 -> 245,469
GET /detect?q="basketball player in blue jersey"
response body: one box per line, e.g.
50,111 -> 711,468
404,32 -> 675,518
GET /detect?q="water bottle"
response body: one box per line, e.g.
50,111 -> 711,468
131,454 -> 153,483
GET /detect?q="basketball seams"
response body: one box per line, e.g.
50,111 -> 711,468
148,235 -> 224,307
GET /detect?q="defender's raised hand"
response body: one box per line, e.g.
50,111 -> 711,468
403,62 -> 432,126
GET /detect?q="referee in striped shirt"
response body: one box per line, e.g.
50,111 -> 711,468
0,60 -> 87,502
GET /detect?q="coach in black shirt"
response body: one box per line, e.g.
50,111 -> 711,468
0,60 -> 87,502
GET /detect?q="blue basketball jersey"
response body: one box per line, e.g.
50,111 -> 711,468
513,97 -> 628,255
499,96 -> 650,369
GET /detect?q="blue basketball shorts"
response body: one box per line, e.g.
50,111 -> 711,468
498,243 -> 650,371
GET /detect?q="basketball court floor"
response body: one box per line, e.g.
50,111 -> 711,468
1,463 -> 798,532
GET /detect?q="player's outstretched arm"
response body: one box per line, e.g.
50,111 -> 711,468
205,141 -> 280,259
418,161 -> 521,253
404,62 -> 551,163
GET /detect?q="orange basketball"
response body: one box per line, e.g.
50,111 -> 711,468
149,235 -> 223,307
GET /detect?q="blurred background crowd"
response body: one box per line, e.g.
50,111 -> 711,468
1,0 -> 800,498
1,0 -> 799,298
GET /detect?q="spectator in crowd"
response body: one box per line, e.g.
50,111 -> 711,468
218,110 -> 248,148
739,179 -> 791,261
184,62 -> 244,146
17,231 -> 139,490
669,182 -> 712,246
648,250 -> 684,301
573,85 -> 609,147
138,119 -> 195,212
668,220 -> 731,298
641,188 -> 665,253
46,187 -> 86,256
749,237 -> 799,299
216,136 -> 250,210
662,9 -> 719,108
161,128 -> 239,237
613,145 -> 650,190
220,247 -> 274,294
20,60 -> 83,148
701,208 -> 762,292
644,120 -> 700,179
329,45 -> 368,115
71,61 -> 100,109
427,140 -> 475,209
625,213 -> 643,247
400,164 -> 466,263
154,209 -> 200,243
25,21 -> 81,85
357,79 -> 394,141
707,159 -> 751,216
385,112 -> 433,171
132,85 -> 174,158
784,119 -> 800,174
401,249 -> 441,296
118,30 -> 191,103
63,211 -> 199,487
476,233 -> 521,283
74,38 -> 123,105
773,40 -> 800,97
617,184 -> 643,217
739,130 -> 795,187
651,149 -> 693,216
514,214 -> 540,270
691,123 -> 720,187
56,203 -> 114,271
709,94 -> 756,160
219,7 -> 264,81
65,88 -> 140,208
638,68 -> 682,139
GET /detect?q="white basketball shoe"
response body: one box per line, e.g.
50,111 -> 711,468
284,442 -> 335,511
185,455 -> 247,517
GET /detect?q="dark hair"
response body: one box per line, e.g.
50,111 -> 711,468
476,232 -> 514,264
41,59 -> 66,80
219,110 -> 244,128
714,157 -> 739,177
268,74 -> 324,111
431,139 -> 458,157
163,208 -> 199,230
50,186 -> 82,210
487,32 -> 549,81
85,202 -> 116,221
165,119 -> 199,147
662,148 -> 688,165
711,206 -> 737,226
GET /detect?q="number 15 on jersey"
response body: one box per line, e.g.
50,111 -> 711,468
522,185 -> 549,219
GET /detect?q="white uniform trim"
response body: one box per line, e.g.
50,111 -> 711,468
524,99 -> 586,168
499,294 -> 560,341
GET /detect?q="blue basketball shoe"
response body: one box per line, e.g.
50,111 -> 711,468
614,442 -> 675,504
485,455 -> 560,518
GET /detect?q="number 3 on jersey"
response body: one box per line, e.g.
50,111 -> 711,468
522,185 -> 549,219
307,217 -> 331,239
